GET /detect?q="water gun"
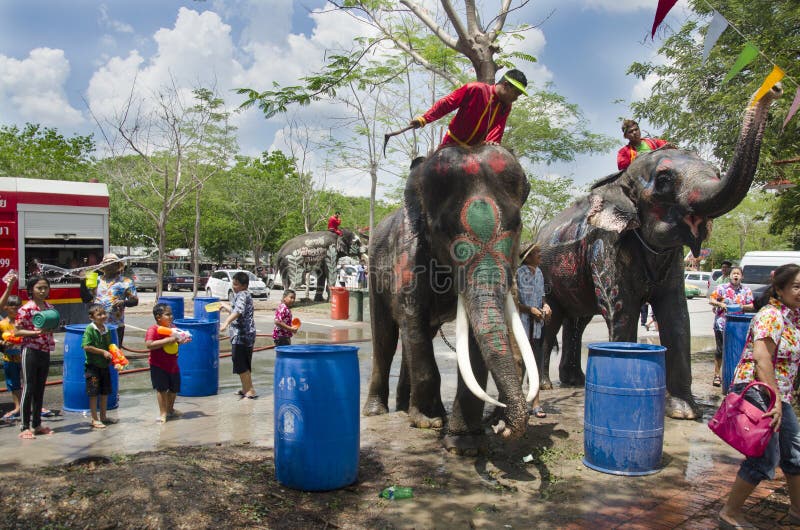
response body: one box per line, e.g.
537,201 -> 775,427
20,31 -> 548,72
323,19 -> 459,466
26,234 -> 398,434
2,331 -> 22,345
108,344 -> 128,371
157,326 -> 192,354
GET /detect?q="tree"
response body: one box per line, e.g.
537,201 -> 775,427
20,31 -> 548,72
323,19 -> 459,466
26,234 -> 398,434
93,84 -> 236,297
0,123 -> 96,181
521,175 -> 574,242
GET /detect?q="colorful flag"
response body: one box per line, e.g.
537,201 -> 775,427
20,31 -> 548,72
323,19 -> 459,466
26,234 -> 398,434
783,86 -> 800,132
722,43 -> 759,84
651,0 -> 678,38
751,66 -> 785,106
701,11 -> 728,64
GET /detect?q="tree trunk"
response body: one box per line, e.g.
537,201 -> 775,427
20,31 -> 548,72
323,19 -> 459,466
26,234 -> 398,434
192,184 -> 201,297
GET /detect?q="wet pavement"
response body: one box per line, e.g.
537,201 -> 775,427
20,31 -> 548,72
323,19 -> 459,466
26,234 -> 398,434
0,297 -> 795,528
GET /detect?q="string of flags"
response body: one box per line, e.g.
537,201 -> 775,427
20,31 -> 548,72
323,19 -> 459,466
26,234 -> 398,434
651,0 -> 799,131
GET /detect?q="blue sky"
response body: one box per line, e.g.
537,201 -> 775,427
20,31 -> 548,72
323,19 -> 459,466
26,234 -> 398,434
0,0 -> 697,197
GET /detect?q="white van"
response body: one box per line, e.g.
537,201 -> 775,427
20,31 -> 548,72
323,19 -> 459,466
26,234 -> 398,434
739,251 -> 800,296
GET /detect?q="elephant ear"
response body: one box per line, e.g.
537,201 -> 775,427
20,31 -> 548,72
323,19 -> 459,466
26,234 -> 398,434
586,186 -> 640,234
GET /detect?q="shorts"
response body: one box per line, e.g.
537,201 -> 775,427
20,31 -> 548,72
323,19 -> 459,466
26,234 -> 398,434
3,360 -> 21,391
274,337 -> 291,347
150,365 -> 181,393
731,382 -> 800,484
231,343 -> 254,374
85,364 -> 112,397
714,328 -> 724,360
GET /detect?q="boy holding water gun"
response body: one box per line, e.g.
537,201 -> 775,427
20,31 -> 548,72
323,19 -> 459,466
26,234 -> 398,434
145,303 -> 183,423
221,271 -> 257,399
81,304 -> 117,429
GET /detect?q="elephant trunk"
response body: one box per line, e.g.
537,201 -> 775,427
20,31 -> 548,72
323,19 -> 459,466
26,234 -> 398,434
456,291 -> 533,439
687,84 -> 782,217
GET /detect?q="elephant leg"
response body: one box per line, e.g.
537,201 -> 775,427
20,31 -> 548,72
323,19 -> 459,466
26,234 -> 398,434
558,315 -> 592,387
403,318 -> 445,429
651,294 -> 698,420
395,344 -> 410,412
540,304 -> 565,390
362,293 -> 399,417
444,330 -> 488,456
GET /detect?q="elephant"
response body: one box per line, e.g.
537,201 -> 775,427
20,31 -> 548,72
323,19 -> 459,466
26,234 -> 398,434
536,84 -> 783,419
275,229 -> 367,300
363,144 -> 539,454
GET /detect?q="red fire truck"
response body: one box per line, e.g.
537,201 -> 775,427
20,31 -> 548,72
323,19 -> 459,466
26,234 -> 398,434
0,177 -> 109,325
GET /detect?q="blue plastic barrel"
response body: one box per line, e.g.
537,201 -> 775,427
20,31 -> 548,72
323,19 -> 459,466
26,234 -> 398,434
723,313 -> 755,394
62,324 -> 119,412
583,342 -> 666,476
274,344 -> 360,491
193,296 -> 220,325
157,296 -> 184,320
174,318 -> 219,397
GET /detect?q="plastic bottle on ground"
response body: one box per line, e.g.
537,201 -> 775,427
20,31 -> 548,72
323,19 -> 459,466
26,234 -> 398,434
379,486 -> 413,500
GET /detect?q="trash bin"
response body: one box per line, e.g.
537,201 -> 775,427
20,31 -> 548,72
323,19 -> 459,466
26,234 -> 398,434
62,324 -> 120,412
330,287 -> 349,320
193,296 -> 220,326
583,342 -> 666,476
157,296 -> 184,320
723,313 -> 755,394
174,318 -> 219,397
349,290 -> 365,322
274,344 -> 360,491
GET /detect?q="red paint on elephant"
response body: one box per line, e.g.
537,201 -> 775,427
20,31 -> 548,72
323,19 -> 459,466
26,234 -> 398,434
486,151 -> 508,174
461,155 -> 482,175
393,252 -> 414,291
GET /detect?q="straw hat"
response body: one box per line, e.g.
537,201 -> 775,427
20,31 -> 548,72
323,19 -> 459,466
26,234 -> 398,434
519,242 -> 540,263
100,253 -> 122,271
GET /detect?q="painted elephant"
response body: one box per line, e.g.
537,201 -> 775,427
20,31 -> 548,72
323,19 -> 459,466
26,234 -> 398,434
537,84 -> 783,419
363,144 -> 539,454
275,229 -> 366,300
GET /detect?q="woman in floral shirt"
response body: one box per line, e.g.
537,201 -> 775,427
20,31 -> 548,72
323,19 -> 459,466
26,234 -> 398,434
719,263 -> 800,528
709,266 -> 754,387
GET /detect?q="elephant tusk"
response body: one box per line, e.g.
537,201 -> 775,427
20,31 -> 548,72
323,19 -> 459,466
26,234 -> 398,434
456,294 -> 506,408
505,293 -> 540,403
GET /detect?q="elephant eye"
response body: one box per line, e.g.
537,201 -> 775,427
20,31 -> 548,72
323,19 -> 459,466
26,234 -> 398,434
654,171 -> 675,195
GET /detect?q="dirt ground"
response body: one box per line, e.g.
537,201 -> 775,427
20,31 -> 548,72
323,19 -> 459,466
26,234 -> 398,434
4,345 -> 777,530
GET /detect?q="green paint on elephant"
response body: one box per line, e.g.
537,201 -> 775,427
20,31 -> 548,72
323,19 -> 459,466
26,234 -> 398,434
466,200 -> 497,242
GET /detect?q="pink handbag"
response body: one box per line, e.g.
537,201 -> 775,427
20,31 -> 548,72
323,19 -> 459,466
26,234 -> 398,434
708,381 -> 777,458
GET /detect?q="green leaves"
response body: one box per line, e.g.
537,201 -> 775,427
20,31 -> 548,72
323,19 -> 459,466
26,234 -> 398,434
0,123 -> 97,181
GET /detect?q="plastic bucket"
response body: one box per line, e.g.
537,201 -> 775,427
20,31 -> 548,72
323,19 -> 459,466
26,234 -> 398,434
193,296 -> 220,325
330,287 -> 349,320
157,296 -> 184,320
174,318 -> 219,397
583,342 -> 666,476
85,271 -> 98,289
274,344 -> 360,490
723,313 -> 755,394
33,308 -> 61,330
62,324 -> 119,412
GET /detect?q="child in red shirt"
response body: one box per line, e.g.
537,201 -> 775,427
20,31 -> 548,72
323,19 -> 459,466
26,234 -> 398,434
145,303 -> 182,423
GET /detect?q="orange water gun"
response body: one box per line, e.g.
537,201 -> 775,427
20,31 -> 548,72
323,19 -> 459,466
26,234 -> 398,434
2,331 -> 22,345
108,344 -> 129,371
157,326 -> 192,354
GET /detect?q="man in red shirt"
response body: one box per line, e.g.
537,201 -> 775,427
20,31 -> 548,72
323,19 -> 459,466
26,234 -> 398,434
410,69 -> 528,149
328,211 -> 342,236
617,119 -> 669,170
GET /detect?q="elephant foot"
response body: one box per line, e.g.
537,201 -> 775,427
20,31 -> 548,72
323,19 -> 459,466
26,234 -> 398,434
362,397 -> 389,417
408,406 -> 444,429
559,369 -> 585,387
395,394 -> 409,413
540,375 -> 554,391
443,432 -> 486,456
665,394 -> 698,420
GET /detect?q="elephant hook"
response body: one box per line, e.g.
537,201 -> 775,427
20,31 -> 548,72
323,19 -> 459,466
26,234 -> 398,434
383,124 -> 416,156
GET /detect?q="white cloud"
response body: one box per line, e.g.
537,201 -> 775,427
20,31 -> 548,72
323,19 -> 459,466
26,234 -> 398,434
631,73 -> 658,102
499,28 -> 553,86
0,48 -> 84,127
98,4 -> 134,34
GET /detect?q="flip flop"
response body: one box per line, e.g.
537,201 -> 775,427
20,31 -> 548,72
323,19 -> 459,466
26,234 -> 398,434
245,393 -> 259,399
713,376 -> 722,387
100,418 -> 118,425
530,406 -> 547,418
33,426 -> 53,435
40,409 -> 56,417
91,420 -> 106,429
18,429 -> 35,439
235,390 -> 245,396
1,411 -> 19,421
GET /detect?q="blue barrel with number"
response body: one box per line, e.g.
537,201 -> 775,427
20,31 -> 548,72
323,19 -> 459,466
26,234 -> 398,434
174,318 -> 219,397
157,296 -> 184,320
583,342 -> 666,476
193,296 -> 220,326
723,313 -> 755,394
274,345 -> 360,491
62,324 -> 119,412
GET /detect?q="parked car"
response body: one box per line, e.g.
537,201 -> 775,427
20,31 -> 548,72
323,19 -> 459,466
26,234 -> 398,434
126,267 -> 158,292
205,269 -> 268,302
684,270 -> 712,296
684,283 -> 702,299
162,268 -> 194,292
198,270 -> 212,289
740,251 -> 800,299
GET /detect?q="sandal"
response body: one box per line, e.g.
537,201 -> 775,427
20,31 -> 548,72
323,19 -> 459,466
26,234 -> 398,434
18,429 -> 35,439
1,411 -> 19,421
91,420 -> 106,429
530,406 -> 547,418
33,426 -> 53,435
713,375 -> 722,387
100,418 -> 118,425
